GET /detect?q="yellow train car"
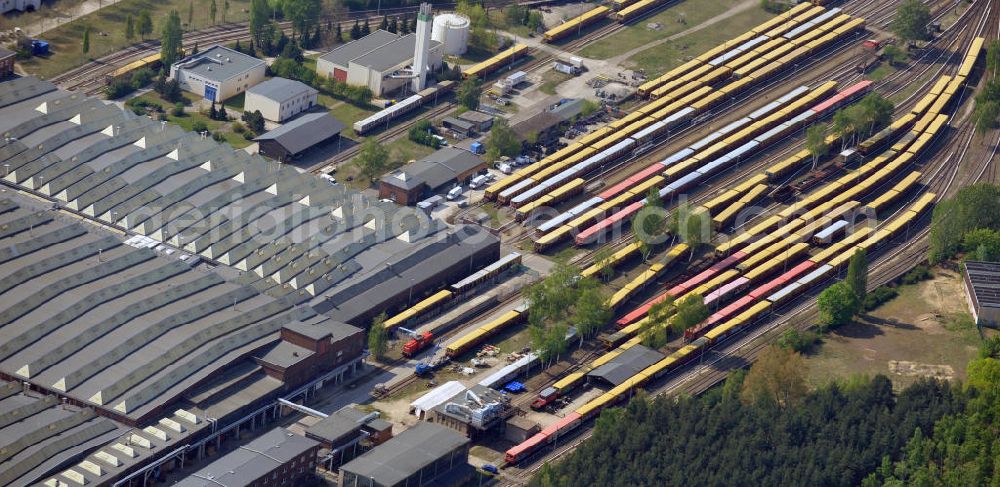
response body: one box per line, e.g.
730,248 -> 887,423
815,13 -> 852,33
910,92 -> 940,118
581,241 -> 643,280
544,6 -> 611,43
463,44 -> 529,80
611,0 -> 639,11
907,191 -> 936,215
534,225 -> 573,252
810,227 -> 873,264
578,127 -> 615,147
109,52 -> 168,80
384,289 -> 454,331
617,0 -> 665,22
567,206 -> 607,231
589,127 -> 633,152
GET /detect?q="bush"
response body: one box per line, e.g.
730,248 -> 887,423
241,110 -> 265,135
270,56 -> 317,87
124,98 -> 163,115
862,286 -> 898,311
232,122 -> 246,134
104,78 -> 135,99
408,120 -> 441,148
243,131 -> 255,140
171,102 -> 185,117
212,132 -> 226,142
191,121 -> 209,134
325,78 -> 373,107
129,68 -> 154,90
776,329 -> 821,353
901,264 -> 932,284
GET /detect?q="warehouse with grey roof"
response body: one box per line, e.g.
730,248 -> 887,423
316,30 -> 443,96
0,75 -> 501,485
254,111 -> 345,162
174,427 -> 320,487
379,147 -> 487,205
170,45 -> 267,102
338,422 -> 470,487
244,76 -> 319,123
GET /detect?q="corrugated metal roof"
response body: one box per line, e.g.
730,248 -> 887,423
172,45 -> 265,83
318,30 -> 402,68
254,112 -> 345,155
174,428 -> 318,487
587,345 -> 665,386
246,76 -> 318,103
340,422 -> 469,486
380,147 -> 485,191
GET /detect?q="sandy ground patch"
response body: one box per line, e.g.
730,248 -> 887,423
806,267 -> 984,389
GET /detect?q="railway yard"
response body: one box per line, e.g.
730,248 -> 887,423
1,0 -> 998,484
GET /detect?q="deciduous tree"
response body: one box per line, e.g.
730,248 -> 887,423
673,294 -> 709,335
892,0 -> 931,43
591,247 -> 615,282
634,187 -> 668,250
846,248 -> 868,302
285,0 -> 322,37
82,25 -> 90,55
805,124 -> 828,169
249,0 -> 274,51
368,313 -> 388,359
883,44 -> 906,66
817,281 -> 859,329
973,100 -> 999,136
739,345 -> 808,408
486,117 -> 520,159
457,75 -> 482,111
574,287 -> 610,347
669,202 -> 710,252
138,10 -> 153,39
987,39 -> 1000,78
355,137 -> 389,184
125,14 -> 135,41
160,11 -> 184,68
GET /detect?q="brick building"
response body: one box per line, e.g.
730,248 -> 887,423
0,48 -> 14,79
378,147 -> 486,205
254,318 -> 364,387
174,427 -> 319,487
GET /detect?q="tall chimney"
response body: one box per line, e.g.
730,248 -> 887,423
412,3 -> 433,92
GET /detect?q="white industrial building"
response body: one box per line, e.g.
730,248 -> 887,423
432,13 -> 470,56
244,77 -> 318,122
0,0 -> 39,14
170,45 -> 266,102
316,4 -> 446,96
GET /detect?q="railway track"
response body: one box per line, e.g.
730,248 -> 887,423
497,5 -> 995,484
511,0 -> 971,260
49,0 -> 571,95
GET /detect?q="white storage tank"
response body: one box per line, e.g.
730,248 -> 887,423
432,13 -> 470,56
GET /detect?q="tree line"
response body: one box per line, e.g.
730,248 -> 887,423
929,183 -> 1000,263
532,337 -> 1000,487
973,40 -> 1000,136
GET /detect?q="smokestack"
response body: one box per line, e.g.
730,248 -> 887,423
412,3 -> 433,92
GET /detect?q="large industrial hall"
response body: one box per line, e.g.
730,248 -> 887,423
0,75 -> 499,486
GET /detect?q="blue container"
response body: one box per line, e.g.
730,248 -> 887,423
470,141 -> 484,154
31,40 -> 49,56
